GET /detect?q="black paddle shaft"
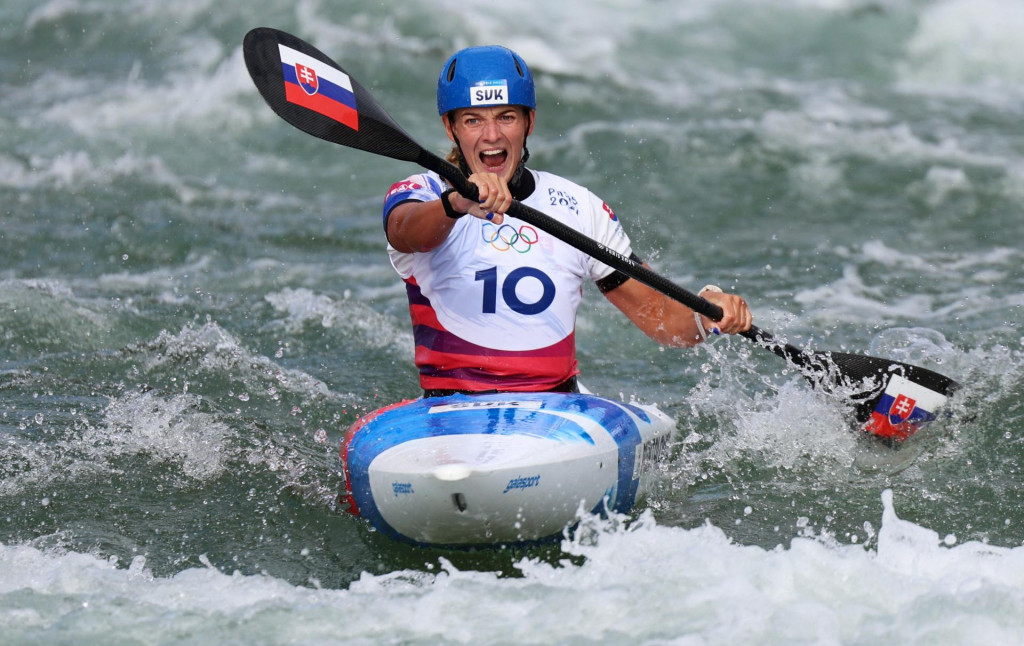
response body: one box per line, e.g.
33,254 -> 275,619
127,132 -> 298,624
439,161 -> 958,411
242,27 -> 959,423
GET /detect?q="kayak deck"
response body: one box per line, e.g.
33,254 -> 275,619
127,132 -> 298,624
340,392 -> 675,547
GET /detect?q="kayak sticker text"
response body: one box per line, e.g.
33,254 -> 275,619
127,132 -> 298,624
429,400 -> 542,413
503,474 -> 541,493
392,482 -> 414,497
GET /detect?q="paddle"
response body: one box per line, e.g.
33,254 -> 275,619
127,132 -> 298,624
242,27 -> 959,441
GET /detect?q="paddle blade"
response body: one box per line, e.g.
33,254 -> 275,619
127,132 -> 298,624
745,326 -> 958,441
820,351 -> 958,441
243,27 -> 424,163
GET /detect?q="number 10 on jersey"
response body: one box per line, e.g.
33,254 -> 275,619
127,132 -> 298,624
475,266 -> 555,315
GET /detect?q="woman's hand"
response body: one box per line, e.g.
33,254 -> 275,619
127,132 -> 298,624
697,286 -> 752,336
449,172 -> 512,224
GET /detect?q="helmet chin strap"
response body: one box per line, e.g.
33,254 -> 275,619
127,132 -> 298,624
512,111 -> 534,187
512,144 -> 530,185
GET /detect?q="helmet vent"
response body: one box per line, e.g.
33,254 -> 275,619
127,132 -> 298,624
447,59 -> 457,82
513,57 -> 524,77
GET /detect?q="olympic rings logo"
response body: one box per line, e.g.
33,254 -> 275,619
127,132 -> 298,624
481,223 -> 539,253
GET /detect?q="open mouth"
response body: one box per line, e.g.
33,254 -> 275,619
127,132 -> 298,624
480,149 -> 508,170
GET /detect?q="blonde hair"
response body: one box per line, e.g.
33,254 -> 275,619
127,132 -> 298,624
445,146 -> 462,167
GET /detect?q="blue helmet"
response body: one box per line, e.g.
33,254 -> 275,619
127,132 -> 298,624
437,46 -> 536,115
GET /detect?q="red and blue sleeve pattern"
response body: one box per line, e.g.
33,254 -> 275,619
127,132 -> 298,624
382,174 -> 446,231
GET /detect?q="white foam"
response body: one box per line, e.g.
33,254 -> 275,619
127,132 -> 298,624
30,40 -> 254,138
398,0 -> 717,85
759,109 -> 1005,171
907,166 -> 973,208
902,0 -> 1024,87
675,356 -> 864,485
140,321 -> 347,403
0,148 -> 208,205
0,278 -> 117,350
0,390 -> 230,497
95,255 -> 214,292
92,390 -> 233,481
265,287 -> 414,355
793,263 -> 938,324
2,490 -> 1023,643
786,241 -> 1023,332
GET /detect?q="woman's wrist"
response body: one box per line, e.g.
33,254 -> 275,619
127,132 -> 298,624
440,188 -> 465,219
695,284 -> 722,342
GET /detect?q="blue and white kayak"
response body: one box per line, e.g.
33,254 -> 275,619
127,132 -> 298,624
339,391 -> 676,547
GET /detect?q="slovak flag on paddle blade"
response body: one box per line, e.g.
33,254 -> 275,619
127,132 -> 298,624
278,44 -> 359,131
864,374 -> 946,441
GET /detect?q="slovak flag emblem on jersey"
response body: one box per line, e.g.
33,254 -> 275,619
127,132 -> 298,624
294,63 -> 319,95
602,202 -> 618,221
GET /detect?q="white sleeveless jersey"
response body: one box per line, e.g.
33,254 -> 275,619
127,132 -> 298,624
383,169 -> 633,391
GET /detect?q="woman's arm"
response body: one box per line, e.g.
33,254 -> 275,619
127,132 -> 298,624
602,272 -> 752,347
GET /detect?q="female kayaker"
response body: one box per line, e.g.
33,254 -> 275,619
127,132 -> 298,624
383,46 -> 752,397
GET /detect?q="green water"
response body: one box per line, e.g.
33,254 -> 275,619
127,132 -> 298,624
2,1 -> 1024,643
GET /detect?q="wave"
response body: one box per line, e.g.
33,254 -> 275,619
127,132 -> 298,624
2,490 -> 1022,644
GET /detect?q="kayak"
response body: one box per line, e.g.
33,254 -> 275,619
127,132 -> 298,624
339,391 -> 676,547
